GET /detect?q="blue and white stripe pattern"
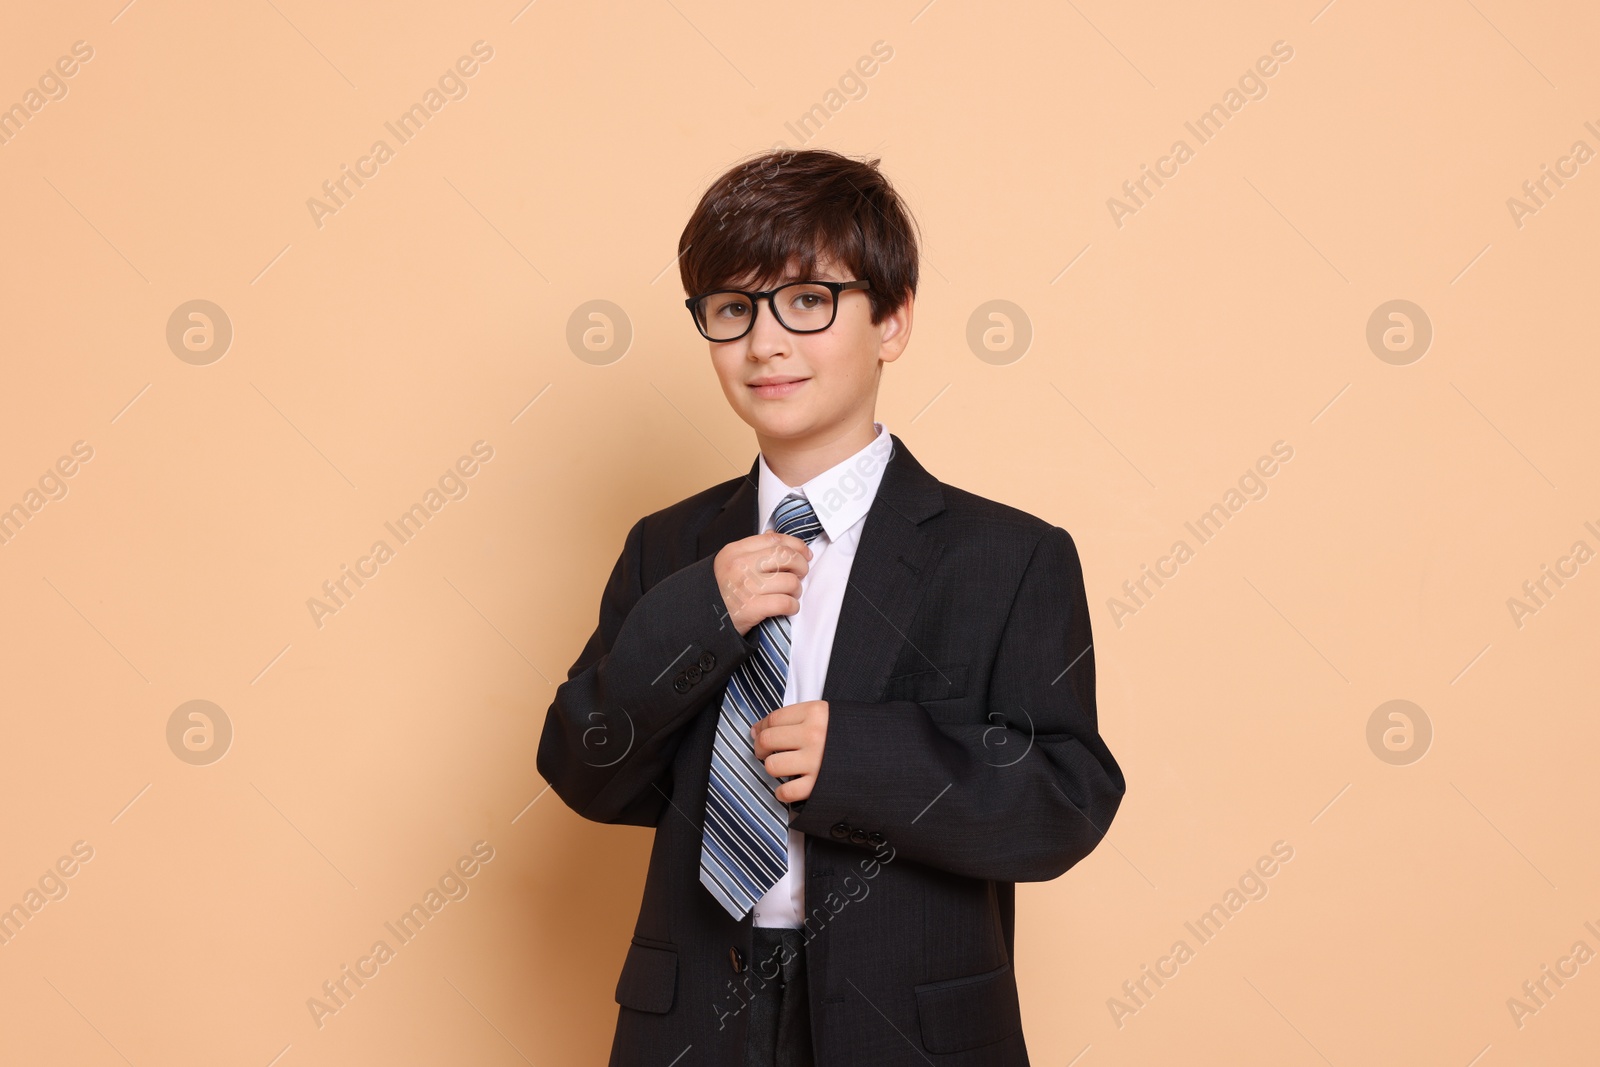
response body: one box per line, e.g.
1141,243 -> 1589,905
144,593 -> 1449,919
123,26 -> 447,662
699,492 -> 823,920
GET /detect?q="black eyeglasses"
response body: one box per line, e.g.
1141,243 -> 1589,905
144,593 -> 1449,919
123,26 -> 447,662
685,279 -> 871,342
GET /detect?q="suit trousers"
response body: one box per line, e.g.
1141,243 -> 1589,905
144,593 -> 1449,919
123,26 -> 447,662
745,926 -> 814,1067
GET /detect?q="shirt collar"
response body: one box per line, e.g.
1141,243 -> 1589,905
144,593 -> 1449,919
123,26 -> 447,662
757,421 -> 893,542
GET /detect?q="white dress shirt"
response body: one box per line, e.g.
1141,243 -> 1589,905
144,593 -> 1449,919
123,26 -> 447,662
750,420 -> 895,928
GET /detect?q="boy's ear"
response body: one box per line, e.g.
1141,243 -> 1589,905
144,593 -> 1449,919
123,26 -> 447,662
878,296 -> 914,364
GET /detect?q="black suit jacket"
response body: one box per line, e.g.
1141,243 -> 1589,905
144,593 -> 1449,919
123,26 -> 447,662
537,433 -> 1125,1066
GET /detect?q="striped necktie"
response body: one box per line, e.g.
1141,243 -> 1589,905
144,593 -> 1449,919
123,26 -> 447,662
699,492 -> 823,920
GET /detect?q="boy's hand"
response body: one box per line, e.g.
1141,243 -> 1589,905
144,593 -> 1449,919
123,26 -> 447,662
715,532 -> 812,635
752,700 -> 828,803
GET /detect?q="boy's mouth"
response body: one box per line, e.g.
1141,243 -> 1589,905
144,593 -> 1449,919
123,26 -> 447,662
748,376 -> 809,399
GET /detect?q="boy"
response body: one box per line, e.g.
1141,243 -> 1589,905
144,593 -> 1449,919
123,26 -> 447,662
537,148 -> 1125,1066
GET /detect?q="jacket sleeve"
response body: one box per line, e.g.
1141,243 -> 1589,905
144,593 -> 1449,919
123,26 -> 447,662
536,517 -> 761,827
788,524 -> 1125,882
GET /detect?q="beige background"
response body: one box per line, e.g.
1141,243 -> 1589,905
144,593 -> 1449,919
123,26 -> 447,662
2,0 -> 1597,1063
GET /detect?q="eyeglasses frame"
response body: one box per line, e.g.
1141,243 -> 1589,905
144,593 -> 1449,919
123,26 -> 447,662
684,278 -> 872,342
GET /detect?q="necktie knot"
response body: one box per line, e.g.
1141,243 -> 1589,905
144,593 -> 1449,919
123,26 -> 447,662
773,493 -> 822,545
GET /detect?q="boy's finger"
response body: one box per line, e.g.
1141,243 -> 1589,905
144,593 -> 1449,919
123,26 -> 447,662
758,703 -> 809,727
754,723 -> 804,753
763,532 -> 812,559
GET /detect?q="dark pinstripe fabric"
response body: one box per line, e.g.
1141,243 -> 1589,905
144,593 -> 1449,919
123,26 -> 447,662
744,926 -> 813,1067
538,434 -> 1125,1066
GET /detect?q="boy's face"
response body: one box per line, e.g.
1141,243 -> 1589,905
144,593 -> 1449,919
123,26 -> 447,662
702,253 -> 912,447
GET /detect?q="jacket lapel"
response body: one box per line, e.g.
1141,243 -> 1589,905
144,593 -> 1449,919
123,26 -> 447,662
821,433 -> 946,702
695,460 -> 760,563
692,432 -> 946,703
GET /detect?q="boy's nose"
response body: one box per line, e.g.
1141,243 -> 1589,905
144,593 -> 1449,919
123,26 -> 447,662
746,304 -> 791,355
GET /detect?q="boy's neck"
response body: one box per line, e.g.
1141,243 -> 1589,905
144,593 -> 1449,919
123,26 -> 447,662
758,418 -> 880,489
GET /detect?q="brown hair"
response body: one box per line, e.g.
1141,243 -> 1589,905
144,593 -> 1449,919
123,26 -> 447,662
677,148 -> 920,324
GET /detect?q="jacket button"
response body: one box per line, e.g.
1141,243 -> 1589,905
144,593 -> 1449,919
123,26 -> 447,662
867,831 -> 885,846
686,664 -> 703,683
699,650 -> 717,671
673,676 -> 691,694
830,822 -> 850,839
729,945 -> 745,973
849,828 -> 868,845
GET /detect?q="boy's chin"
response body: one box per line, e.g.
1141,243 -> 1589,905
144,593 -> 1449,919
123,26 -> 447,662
743,407 -> 824,440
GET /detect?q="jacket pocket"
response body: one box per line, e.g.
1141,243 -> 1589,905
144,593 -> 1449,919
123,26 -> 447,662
913,959 -> 1023,1054
614,937 -> 678,1014
881,664 -> 967,705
